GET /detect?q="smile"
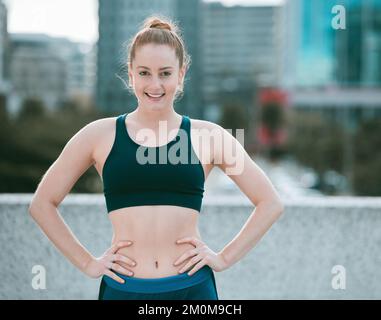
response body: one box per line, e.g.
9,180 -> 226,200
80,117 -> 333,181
145,92 -> 165,98
145,92 -> 165,102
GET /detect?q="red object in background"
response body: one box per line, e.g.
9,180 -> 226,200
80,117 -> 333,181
259,88 -> 288,107
256,87 -> 289,147
257,125 -> 270,145
257,124 -> 287,147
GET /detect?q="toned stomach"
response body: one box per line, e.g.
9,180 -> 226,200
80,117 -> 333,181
108,205 -> 202,279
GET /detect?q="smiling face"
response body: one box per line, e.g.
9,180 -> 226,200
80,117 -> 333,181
128,43 -> 186,111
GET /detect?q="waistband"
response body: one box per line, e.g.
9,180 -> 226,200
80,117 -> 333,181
102,264 -> 214,294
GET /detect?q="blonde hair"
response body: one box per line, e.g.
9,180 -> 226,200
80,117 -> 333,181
125,15 -> 191,101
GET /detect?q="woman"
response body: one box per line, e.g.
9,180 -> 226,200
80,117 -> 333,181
28,15 -> 284,300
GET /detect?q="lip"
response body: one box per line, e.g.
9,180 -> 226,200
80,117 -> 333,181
145,92 -> 165,101
145,92 -> 165,96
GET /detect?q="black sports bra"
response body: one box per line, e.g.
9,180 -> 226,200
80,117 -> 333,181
102,113 -> 205,213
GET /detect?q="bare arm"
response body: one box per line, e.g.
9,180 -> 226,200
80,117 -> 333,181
28,121 -> 99,274
212,123 -> 285,269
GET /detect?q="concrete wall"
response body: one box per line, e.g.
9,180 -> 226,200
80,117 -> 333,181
1,194 -> 380,300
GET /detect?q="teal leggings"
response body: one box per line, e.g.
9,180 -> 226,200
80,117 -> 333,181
98,265 -> 219,300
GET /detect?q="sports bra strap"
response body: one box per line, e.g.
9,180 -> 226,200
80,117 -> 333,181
102,112 -> 205,213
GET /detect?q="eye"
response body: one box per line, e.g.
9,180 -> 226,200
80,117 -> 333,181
138,71 -> 171,76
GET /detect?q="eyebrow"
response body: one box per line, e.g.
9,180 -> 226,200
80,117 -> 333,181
137,66 -> 173,70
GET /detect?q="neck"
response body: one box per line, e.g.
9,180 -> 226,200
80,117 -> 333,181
132,107 -> 180,126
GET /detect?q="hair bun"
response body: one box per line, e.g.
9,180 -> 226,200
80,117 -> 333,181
145,18 -> 172,31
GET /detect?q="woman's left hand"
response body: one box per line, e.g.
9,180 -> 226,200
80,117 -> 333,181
173,237 -> 229,276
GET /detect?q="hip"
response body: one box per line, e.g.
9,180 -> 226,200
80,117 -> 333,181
98,264 -> 219,300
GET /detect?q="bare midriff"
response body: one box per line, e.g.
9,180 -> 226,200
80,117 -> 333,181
108,204 -> 202,279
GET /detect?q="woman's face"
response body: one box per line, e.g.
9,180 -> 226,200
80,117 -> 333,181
128,43 -> 185,111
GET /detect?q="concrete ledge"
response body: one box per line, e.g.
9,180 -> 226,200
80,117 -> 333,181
1,194 -> 380,299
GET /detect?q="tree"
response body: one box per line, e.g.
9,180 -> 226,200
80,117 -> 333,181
18,97 -> 46,119
353,118 -> 381,196
286,110 -> 348,193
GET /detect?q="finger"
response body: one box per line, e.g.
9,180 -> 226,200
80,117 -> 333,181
173,249 -> 198,266
108,240 -> 133,254
187,260 -> 206,276
113,254 -> 137,267
106,260 -> 114,270
176,237 -> 200,248
178,255 -> 202,274
104,269 -> 125,284
110,262 -> 134,277
105,242 -> 123,255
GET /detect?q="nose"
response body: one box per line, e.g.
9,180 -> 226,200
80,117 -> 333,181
148,75 -> 164,88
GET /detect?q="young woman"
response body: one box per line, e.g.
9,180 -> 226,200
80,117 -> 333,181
28,16 -> 284,300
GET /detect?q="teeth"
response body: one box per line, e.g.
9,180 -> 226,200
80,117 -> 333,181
146,93 -> 164,98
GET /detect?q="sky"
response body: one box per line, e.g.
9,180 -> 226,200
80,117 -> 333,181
5,0 -> 284,44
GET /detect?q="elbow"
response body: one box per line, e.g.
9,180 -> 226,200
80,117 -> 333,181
257,198 -> 284,216
269,198 -> 284,216
278,204 -> 285,215
275,200 -> 285,216
28,195 -> 40,215
28,200 -> 38,217
29,197 -> 58,217
28,198 -> 48,217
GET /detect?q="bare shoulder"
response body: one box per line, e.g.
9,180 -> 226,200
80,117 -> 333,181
189,117 -> 246,170
59,115 -> 119,169
85,116 -> 119,163
189,118 -> 234,142
189,117 -> 224,132
86,116 -> 117,135
188,117 -> 236,167
79,115 -> 117,141
29,115 -> 118,208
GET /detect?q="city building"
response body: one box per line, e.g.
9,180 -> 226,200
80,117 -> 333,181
0,0 -> 9,96
281,0 -> 381,88
281,0 -> 381,128
201,2 -> 282,120
334,0 -> 381,86
96,0 -> 203,118
280,0 -> 336,88
9,33 -> 95,112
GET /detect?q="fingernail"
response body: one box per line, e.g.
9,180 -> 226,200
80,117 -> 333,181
129,272 -> 133,276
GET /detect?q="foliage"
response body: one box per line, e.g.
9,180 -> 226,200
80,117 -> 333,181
260,102 -> 285,134
353,118 -> 381,195
0,100 -> 105,193
286,110 -> 345,175
286,109 -> 381,195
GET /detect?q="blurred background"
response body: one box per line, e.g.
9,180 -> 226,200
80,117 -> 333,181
0,0 -> 381,196
1,0 -> 381,300
0,0 -> 380,198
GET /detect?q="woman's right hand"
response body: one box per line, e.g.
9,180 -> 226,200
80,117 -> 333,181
84,240 -> 137,283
